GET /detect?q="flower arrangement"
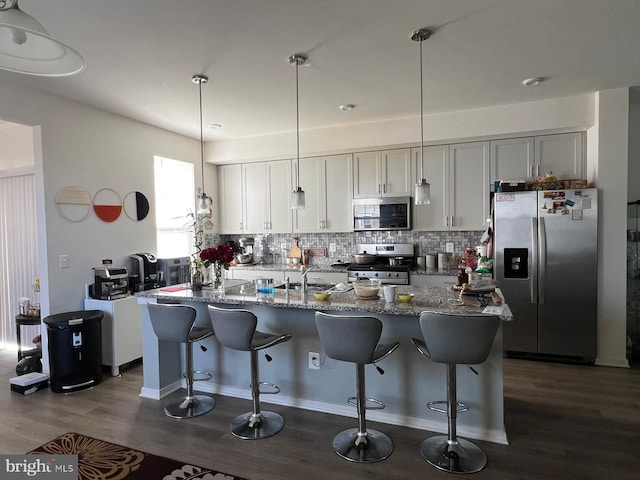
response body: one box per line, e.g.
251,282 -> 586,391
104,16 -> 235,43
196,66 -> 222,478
199,244 -> 234,270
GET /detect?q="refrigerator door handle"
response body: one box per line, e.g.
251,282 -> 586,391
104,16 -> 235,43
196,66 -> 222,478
531,217 -> 538,304
539,216 -> 546,304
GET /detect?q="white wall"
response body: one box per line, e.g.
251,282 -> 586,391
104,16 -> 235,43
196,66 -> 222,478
595,89 -> 630,367
0,123 -> 33,170
0,83 -> 204,373
628,104 -> 640,202
209,94 -> 595,163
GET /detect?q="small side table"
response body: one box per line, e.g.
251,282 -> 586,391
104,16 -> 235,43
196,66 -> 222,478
15,314 -> 41,361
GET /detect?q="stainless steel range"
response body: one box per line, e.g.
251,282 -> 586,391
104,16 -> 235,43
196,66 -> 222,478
347,243 -> 414,285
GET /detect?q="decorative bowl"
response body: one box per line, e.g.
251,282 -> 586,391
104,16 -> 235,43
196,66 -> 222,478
314,292 -> 331,301
353,279 -> 381,298
396,293 -> 415,303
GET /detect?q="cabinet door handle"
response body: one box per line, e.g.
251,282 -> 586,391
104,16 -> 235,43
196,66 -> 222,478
378,184 -> 381,194
383,183 -> 386,194
239,222 -> 243,230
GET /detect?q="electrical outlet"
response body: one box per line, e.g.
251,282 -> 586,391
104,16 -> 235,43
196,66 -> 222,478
445,242 -> 455,253
58,254 -> 70,268
281,243 -> 287,250
308,352 -> 320,370
329,243 -> 336,253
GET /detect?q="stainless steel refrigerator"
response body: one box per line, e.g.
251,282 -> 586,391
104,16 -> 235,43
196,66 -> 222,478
494,188 -> 597,361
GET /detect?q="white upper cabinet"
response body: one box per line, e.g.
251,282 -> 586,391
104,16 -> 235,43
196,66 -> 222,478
490,132 -> 584,184
218,160 -> 292,234
534,132 -> 584,180
490,137 -> 535,183
353,148 -> 412,197
218,164 -> 243,234
412,145 -> 448,231
449,142 -> 490,231
295,154 -> 353,233
413,142 -> 490,231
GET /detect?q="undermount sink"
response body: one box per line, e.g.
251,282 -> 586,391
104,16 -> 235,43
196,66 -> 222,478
274,283 -> 335,291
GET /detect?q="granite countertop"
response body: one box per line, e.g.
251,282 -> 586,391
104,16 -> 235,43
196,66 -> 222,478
136,279 -> 500,318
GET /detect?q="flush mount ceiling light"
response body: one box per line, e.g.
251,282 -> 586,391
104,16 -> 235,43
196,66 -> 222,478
192,74 -> 212,215
411,27 -> 432,206
522,77 -> 542,87
0,0 -> 85,76
339,104 -> 356,111
289,53 -> 308,210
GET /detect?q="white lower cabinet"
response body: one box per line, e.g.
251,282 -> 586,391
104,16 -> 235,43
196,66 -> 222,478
410,275 -> 457,289
230,269 -> 285,282
230,268 -> 347,286
84,296 -> 142,376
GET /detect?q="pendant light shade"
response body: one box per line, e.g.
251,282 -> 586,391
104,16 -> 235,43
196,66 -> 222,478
415,179 -> 431,205
0,0 -> 85,76
412,27 -> 432,206
192,74 -> 212,215
289,53 -> 307,210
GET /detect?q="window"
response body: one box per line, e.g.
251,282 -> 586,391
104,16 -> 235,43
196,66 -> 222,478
154,156 -> 194,258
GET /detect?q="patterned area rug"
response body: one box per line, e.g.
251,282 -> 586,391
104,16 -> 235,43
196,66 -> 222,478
29,432 -> 247,480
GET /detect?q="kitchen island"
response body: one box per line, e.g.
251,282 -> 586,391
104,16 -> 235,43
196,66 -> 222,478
136,280 -> 509,444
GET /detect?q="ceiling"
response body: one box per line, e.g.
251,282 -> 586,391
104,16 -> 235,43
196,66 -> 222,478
2,0 -> 640,142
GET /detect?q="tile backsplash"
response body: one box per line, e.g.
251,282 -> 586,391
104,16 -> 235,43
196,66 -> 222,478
207,230 -> 484,266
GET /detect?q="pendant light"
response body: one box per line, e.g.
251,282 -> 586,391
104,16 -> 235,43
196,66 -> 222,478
192,74 -> 212,214
0,0 -> 85,76
412,28 -> 432,205
289,53 -> 308,210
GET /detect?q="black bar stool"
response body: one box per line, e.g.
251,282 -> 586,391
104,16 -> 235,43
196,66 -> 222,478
411,311 -> 500,474
147,303 -> 215,419
208,305 -> 291,439
315,312 -> 399,463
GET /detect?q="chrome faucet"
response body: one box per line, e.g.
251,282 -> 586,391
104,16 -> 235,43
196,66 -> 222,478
300,265 -> 317,293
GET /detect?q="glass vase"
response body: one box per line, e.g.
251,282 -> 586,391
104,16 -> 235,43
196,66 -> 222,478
191,268 -> 203,292
212,262 -> 225,294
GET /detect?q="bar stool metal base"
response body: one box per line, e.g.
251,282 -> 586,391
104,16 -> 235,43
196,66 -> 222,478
230,411 -> 285,439
164,395 -> 215,419
420,435 -> 487,474
333,428 -> 394,463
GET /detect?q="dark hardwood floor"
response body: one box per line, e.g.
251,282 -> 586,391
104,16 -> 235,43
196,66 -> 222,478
1,349 -> 639,480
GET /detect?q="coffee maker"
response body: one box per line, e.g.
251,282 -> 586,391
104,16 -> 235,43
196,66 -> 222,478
129,253 -> 160,291
237,237 -> 255,264
92,264 -> 129,299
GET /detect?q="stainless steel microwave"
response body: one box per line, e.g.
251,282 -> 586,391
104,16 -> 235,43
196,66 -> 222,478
352,196 -> 412,231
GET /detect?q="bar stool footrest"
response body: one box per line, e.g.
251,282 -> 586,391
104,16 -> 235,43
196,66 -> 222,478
188,370 -> 212,382
257,381 -> 280,395
427,400 -> 468,414
347,396 -> 385,410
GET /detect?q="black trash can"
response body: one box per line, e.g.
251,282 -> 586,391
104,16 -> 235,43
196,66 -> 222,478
44,310 -> 103,393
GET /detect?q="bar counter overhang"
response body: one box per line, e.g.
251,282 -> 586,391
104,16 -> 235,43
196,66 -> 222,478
136,280 -> 508,445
